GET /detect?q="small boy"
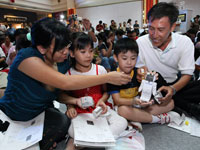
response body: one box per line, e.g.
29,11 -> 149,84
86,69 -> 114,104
107,38 -> 181,130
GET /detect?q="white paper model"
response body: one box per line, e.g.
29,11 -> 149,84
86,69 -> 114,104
138,71 -> 162,104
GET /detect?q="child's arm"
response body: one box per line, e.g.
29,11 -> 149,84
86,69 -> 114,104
66,105 -> 77,119
58,91 -> 82,107
112,93 -> 153,107
112,93 -> 134,106
96,84 -> 109,114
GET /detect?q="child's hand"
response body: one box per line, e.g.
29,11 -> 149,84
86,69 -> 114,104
96,101 -> 107,114
133,97 -> 153,107
76,98 -> 83,108
66,106 -> 77,119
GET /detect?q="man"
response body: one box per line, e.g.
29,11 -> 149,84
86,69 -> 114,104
110,20 -> 117,32
96,20 -> 104,32
133,20 -> 140,35
136,3 -> 197,119
127,30 -> 138,41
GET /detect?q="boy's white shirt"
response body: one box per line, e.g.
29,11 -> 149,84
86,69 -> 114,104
65,63 -> 107,76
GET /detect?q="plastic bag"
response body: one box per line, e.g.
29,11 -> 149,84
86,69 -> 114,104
106,127 -> 145,150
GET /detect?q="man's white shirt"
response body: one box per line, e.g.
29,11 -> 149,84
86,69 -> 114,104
136,32 -> 195,83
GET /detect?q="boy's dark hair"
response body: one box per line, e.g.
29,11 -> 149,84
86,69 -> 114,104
16,34 -> 32,51
147,2 -> 179,26
116,29 -> 125,36
127,30 -> 137,35
31,17 -> 71,56
114,38 -> 138,56
14,28 -> 28,39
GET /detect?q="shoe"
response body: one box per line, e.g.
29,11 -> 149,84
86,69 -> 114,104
129,121 -> 143,132
159,111 -> 182,125
189,103 -> 200,121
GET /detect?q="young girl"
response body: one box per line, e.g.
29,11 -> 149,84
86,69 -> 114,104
65,32 -> 128,150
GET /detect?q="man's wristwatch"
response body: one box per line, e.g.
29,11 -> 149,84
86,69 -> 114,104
170,85 -> 176,95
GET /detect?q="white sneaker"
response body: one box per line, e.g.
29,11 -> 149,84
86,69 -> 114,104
129,121 -> 143,131
159,111 -> 182,125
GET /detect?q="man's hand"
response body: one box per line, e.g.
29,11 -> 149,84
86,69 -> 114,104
157,86 -> 173,102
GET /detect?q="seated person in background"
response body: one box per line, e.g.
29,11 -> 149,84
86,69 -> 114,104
64,32 -> 128,150
1,33 -> 13,56
194,56 -> 200,80
96,20 -> 104,32
6,28 -> 30,66
0,47 -> 7,69
127,30 -> 138,41
108,38 -> 181,131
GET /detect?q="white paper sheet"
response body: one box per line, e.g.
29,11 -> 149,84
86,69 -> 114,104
0,110 -> 44,150
168,116 -> 200,138
140,80 -> 153,102
190,119 -> 200,137
72,113 -> 115,147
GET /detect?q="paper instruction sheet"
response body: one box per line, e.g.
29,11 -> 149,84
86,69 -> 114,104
0,110 -> 44,150
72,113 -> 116,147
168,116 -> 200,137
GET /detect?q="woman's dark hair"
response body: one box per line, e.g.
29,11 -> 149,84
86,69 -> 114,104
127,19 -> 132,24
147,2 -> 179,26
69,32 -> 93,67
114,38 -> 138,56
31,17 -> 71,56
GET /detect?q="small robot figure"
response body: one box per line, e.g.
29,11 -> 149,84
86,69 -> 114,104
138,70 -> 162,104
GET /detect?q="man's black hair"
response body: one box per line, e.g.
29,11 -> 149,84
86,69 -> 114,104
147,2 -> 179,26
114,38 -> 138,56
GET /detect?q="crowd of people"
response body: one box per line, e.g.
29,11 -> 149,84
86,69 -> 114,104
0,2 -> 200,150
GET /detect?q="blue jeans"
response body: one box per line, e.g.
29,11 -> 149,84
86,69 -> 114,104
101,57 -> 111,70
109,56 -> 118,71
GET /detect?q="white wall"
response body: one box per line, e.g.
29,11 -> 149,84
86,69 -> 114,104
76,1 -> 143,30
159,0 -> 200,18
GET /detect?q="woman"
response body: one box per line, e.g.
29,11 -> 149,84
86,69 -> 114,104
0,18 -> 131,150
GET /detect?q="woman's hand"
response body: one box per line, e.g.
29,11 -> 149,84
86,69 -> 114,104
107,71 -> 131,85
96,100 -> 107,114
66,106 -> 77,118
